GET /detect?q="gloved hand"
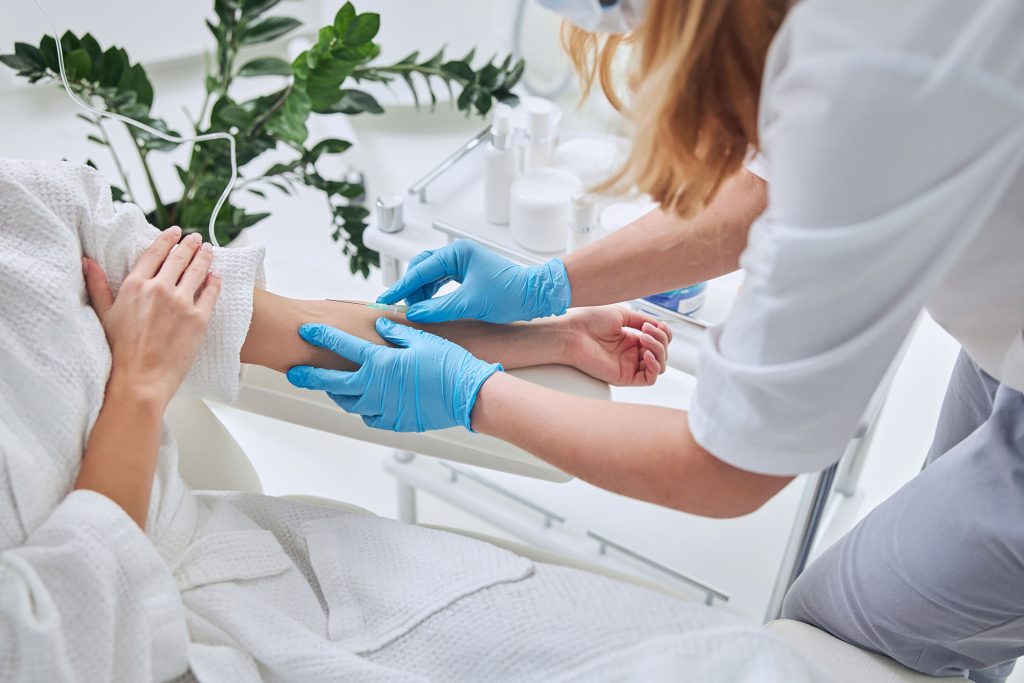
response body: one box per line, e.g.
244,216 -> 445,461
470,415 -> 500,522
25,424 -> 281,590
286,319 -> 503,432
376,239 -> 572,324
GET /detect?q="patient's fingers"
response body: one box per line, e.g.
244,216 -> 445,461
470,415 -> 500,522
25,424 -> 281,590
180,243 -> 213,295
134,226 -> 182,278
82,257 -> 114,318
642,349 -> 660,384
157,231 -> 202,283
195,270 -> 221,318
299,324 -> 378,365
620,307 -> 664,333
641,322 -> 668,373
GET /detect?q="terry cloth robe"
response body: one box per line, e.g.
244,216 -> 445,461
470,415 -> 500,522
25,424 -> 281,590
0,159 -> 819,682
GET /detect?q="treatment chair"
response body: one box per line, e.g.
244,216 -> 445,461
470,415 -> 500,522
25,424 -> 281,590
169,365 -> 953,683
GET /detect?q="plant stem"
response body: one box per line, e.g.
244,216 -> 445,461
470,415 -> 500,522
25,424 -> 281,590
353,64 -> 452,80
130,135 -> 168,227
91,116 -> 135,204
250,85 -> 293,135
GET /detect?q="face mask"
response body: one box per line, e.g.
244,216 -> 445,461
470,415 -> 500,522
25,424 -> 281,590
535,0 -> 648,34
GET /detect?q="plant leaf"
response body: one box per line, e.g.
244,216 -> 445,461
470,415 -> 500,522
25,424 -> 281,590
309,137 -> 352,158
344,12 -> 380,45
456,84 -> 476,112
333,42 -> 380,63
238,56 -> 293,77
400,72 -> 420,109
119,63 -> 153,109
240,16 -> 301,46
265,87 -> 311,144
99,47 -> 128,87
0,54 -> 31,73
304,56 -> 357,111
241,0 -> 281,17
63,49 -> 92,81
265,159 -> 302,176
325,89 -> 382,115
441,60 -> 474,83
14,42 -> 47,71
39,35 -> 59,72
333,2 -> 356,37
79,34 -> 104,75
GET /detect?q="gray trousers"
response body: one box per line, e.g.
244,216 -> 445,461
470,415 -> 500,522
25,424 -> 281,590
782,351 -> 1024,683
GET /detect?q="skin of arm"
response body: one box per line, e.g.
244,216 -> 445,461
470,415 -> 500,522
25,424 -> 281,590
77,229 -> 221,527
242,290 -> 570,373
564,169 -> 767,307
241,290 -> 671,386
472,373 -> 793,518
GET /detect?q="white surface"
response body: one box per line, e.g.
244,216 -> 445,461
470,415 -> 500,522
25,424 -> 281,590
690,0 -> 1024,476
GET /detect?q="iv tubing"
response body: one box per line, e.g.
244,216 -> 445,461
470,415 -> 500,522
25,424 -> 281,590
32,0 -> 238,247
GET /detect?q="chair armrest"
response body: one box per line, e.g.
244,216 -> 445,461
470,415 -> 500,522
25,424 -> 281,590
224,364 -> 610,483
765,620 -> 947,683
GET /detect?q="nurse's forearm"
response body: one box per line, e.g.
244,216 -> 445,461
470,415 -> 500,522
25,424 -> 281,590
242,289 -> 570,374
563,170 -> 766,306
472,372 -> 791,518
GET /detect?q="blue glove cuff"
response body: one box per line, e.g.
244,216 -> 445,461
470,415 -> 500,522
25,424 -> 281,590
528,258 -> 572,319
456,362 -> 504,432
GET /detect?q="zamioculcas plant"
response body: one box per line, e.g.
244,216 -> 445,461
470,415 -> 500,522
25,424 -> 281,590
1,1 -> 524,276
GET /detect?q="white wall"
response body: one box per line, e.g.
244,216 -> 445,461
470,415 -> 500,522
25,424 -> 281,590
0,0 -> 322,92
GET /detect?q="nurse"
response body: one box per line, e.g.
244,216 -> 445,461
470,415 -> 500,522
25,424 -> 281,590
288,0 -> 1024,680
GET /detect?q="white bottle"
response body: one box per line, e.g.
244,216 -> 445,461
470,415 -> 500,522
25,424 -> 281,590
524,100 -> 557,172
484,105 -> 518,225
567,193 -> 597,252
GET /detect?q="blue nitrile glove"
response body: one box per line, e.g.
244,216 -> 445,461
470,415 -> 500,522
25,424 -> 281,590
376,239 -> 572,324
286,320 -> 503,432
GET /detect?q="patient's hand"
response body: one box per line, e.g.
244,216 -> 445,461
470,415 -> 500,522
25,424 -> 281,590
565,306 -> 671,387
83,227 -> 221,406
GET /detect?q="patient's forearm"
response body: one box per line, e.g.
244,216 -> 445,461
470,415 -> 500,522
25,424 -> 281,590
241,289 -> 571,373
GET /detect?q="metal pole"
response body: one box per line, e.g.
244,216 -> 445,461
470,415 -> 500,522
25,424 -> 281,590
393,451 -> 417,523
763,461 -> 839,623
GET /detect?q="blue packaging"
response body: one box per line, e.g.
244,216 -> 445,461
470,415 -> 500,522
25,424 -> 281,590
644,282 -> 707,315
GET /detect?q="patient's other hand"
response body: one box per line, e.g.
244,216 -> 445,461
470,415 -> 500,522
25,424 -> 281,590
566,306 -> 671,387
83,227 -> 221,407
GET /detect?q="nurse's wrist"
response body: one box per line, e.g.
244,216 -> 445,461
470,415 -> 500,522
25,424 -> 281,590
469,370 -> 510,435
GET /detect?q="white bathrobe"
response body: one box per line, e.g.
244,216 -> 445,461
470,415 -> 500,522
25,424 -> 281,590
0,159 -> 818,682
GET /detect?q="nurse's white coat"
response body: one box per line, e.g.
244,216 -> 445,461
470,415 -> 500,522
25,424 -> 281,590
692,0 -> 1024,476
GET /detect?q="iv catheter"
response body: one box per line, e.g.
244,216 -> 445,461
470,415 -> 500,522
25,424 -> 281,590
328,299 -> 410,314
32,0 -> 238,248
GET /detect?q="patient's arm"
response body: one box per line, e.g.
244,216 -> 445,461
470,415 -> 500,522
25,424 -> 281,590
241,290 -> 671,386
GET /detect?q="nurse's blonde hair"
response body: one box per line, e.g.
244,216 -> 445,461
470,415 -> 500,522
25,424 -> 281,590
563,0 -> 787,216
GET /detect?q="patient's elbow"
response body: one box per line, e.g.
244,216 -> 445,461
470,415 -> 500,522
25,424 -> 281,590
665,452 -> 794,519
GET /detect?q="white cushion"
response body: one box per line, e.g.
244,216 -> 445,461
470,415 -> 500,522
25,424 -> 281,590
765,619 -> 949,683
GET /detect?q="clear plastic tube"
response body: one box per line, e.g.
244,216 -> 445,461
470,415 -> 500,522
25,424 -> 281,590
33,0 -> 238,247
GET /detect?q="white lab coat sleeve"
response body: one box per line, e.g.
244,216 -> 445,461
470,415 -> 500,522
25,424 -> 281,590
0,489 -> 188,681
64,163 -> 266,402
688,14 -> 1024,475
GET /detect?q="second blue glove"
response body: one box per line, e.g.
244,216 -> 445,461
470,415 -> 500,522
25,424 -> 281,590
286,319 -> 503,432
376,240 -> 572,324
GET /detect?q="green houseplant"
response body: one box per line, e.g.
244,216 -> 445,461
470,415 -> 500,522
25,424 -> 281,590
1,1 -> 524,276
